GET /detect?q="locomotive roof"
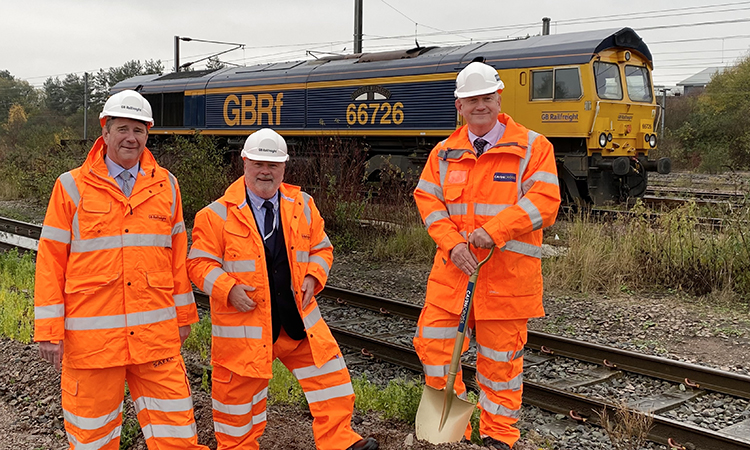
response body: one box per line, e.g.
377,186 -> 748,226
112,27 -> 651,93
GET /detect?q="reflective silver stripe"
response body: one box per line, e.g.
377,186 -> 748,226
296,251 -> 309,263
416,179 -> 445,202
214,413 -> 265,437
437,149 -> 471,160
127,306 -> 177,327
439,159 -> 449,188
475,203 -> 510,216
171,221 -> 185,236
212,387 -> 268,415
66,315 -> 125,330
59,172 -> 80,207
207,201 -> 227,221
309,255 -> 330,276
72,210 -> 81,241
422,363 -> 450,377
447,203 -> 467,216
460,230 -> 468,240
63,402 -> 123,430
173,292 -> 195,307
167,172 -> 177,218
202,267 -> 226,296
134,396 -> 193,413
252,411 -> 267,425
517,198 -> 543,230
505,240 -> 542,259
223,259 -> 256,273
477,372 -> 523,392
477,344 -> 524,362
188,248 -> 223,264
70,234 -> 171,253
304,382 -> 354,404
301,192 -> 312,224
212,325 -> 263,339
293,357 -> 347,380
303,306 -> 322,329
422,326 -> 456,339
311,235 -> 332,250
35,304 -> 64,320
142,422 -> 197,440
523,171 -> 559,194
424,210 -> 449,228
478,391 -> 521,419
517,131 -> 537,200
41,225 -> 71,244
68,426 -> 121,450
65,306 -> 176,331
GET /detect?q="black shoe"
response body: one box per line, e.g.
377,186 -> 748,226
482,436 -> 512,450
347,437 -> 379,450
460,437 -> 472,444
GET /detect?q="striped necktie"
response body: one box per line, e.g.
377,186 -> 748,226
473,138 -> 488,157
119,170 -> 133,197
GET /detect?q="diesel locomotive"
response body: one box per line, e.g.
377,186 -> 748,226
112,27 -> 670,204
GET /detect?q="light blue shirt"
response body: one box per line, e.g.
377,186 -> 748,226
245,187 -> 279,238
104,156 -> 144,194
468,120 -> 506,156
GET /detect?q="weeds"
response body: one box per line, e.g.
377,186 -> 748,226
596,400 -> 653,450
183,314 -> 212,361
352,375 -> 422,423
0,249 -> 35,343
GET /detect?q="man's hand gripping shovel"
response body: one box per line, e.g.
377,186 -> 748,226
415,246 -> 495,444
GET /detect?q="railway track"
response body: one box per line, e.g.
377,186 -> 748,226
2,216 -> 750,448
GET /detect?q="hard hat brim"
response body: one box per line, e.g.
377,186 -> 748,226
241,152 -> 290,163
454,83 -> 505,99
99,112 -> 155,128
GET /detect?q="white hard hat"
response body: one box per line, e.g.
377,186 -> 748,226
454,62 -> 505,98
241,128 -> 289,162
99,90 -> 154,128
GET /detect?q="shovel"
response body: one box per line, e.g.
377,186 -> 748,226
415,246 -> 495,444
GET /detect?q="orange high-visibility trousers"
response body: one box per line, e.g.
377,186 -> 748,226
212,329 -> 362,450
61,355 -> 207,450
413,302 -> 527,447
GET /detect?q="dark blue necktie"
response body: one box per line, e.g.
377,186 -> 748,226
474,138 -> 488,157
262,200 -> 274,250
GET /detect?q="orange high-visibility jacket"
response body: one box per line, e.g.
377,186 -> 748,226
414,113 -> 561,320
33,137 -> 199,368
187,178 -> 337,378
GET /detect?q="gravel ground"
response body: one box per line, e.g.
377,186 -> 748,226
2,172 -> 750,449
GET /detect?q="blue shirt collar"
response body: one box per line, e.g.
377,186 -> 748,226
245,186 -> 279,212
105,155 -> 144,179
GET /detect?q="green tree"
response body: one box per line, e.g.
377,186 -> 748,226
0,70 -> 38,123
680,57 -> 750,171
43,73 -> 86,116
90,59 -> 163,107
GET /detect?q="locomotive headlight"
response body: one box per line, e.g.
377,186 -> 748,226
599,133 -> 607,147
649,134 -> 657,148
644,134 -> 650,143
607,133 -> 613,142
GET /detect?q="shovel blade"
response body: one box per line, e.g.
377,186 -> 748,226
415,385 -> 475,444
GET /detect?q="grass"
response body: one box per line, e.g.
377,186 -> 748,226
0,249 -> 35,343
183,314 -> 212,360
544,202 -> 750,302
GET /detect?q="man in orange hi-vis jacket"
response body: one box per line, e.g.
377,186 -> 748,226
413,62 -> 561,450
34,90 -> 208,450
187,128 -> 378,450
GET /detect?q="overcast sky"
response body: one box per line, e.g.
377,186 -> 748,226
3,0 -> 750,89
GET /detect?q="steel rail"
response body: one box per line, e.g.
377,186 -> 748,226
330,326 -> 750,450
4,216 -> 750,447
319,286 -> 750,401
